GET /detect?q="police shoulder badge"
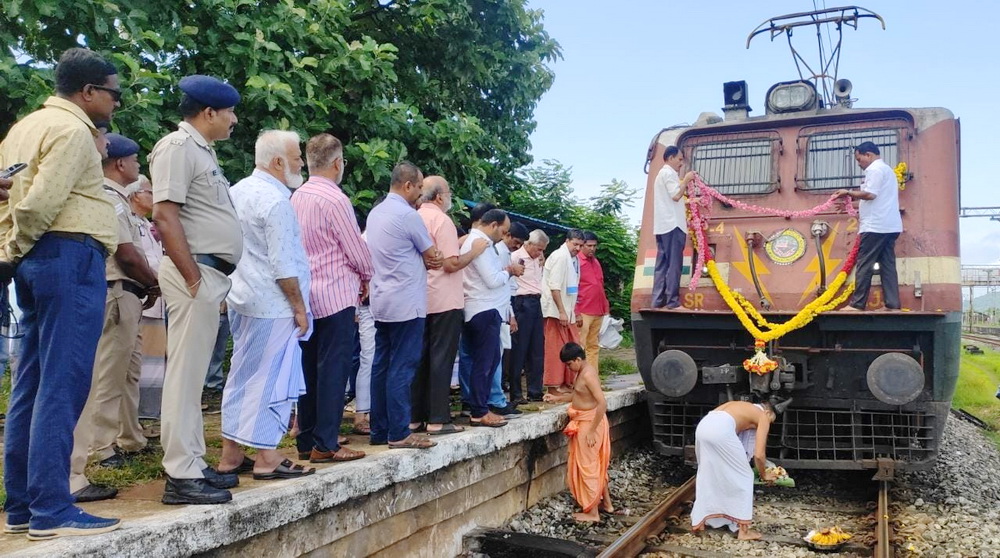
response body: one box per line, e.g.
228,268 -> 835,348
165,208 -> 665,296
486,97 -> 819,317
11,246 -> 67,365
764,228 -> 806,265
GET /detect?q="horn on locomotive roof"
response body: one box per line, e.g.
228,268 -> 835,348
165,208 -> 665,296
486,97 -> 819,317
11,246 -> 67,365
746,5 -> 885,108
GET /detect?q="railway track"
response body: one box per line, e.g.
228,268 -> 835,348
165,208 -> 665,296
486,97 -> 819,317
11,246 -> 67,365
597,476 -> 895,558
961,332 -> 1000,349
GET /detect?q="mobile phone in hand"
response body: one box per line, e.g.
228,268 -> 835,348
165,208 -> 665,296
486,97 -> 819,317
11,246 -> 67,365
0,163 -> 27,179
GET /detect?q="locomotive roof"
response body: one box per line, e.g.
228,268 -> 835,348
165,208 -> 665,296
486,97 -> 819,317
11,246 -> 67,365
669,106 -> 955,140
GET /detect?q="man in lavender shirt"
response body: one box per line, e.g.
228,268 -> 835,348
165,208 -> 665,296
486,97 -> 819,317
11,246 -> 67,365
366,162 -> 443,449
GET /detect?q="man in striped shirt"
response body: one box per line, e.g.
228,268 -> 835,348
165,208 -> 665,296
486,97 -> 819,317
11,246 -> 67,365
290,134 -> 370,463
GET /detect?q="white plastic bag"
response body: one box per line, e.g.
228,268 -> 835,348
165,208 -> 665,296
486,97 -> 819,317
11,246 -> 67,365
598,315 -> 624,349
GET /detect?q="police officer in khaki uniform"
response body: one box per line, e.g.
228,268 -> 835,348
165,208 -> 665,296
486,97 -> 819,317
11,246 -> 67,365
150,75 -> 243,505
69,133 -> 159,502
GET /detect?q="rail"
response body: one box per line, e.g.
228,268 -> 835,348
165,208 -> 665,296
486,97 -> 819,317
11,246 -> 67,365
875,480 -> 893,558
961,333 -> 1000,349
596,475 -> 894,557
596,476 -> 696,558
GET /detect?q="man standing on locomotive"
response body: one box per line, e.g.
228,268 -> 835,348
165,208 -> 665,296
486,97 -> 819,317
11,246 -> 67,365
691,400 -> 778,541
835,141 -> 902,311
651,146 -> 696,310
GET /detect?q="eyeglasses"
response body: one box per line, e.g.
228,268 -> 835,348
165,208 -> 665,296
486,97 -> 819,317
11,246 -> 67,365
89,84 -> 123,103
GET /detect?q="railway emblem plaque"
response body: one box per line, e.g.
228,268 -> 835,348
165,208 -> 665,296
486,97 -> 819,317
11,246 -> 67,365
765,228 -> 806,265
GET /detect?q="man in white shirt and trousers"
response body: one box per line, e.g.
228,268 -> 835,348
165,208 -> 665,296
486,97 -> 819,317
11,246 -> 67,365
651,145 -> 695,309
835,141 -> 902,311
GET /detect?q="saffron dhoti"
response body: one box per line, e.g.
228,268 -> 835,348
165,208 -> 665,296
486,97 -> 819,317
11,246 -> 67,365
221,312 -> 308,449
690,410 -> 756,532
564,405 -> 610,513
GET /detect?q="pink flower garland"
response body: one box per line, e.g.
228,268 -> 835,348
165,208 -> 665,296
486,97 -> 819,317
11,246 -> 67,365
686,176 -> 857,288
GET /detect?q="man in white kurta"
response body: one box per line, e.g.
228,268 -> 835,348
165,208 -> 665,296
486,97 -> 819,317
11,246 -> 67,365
216,130 -> 314,480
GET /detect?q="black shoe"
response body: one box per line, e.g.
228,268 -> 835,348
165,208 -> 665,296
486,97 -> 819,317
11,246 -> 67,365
511,397 -> 528,406
73,484 -> 118,503
489,404 -> 523,419
528,395 -> 545,402
98,453 -> 126,469
162,476 -> 232,505
201,390 -> 223,414
202,467 -> 239,489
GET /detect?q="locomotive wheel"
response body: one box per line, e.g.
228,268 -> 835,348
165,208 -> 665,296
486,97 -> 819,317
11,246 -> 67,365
650,350 -> 698,397
866,352 -> 924,405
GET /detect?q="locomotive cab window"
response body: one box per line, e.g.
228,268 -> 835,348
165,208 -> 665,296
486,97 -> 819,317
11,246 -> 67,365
799,127 -> 903,191
685,135 -> 778,195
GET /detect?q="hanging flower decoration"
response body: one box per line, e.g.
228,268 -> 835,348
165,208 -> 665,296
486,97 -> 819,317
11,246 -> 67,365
744,340 -> 778,374
685,176 -> 861,374
685,177 -> 856,287
894,162 -> 909,190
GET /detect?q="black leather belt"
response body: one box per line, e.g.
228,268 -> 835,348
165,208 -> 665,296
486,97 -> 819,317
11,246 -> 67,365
47,231 -> 108,257
108,280 -> 146,298
193,254 -> 236,276
514,293 -> 541,299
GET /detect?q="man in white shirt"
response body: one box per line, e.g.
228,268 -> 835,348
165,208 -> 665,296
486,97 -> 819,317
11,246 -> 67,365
652,146 -> 695,309
216,130 -> 315,480
835,141 -> 903,311
461,209 -> 523,427
541,229 -> 585,394
490,221 -> 529,417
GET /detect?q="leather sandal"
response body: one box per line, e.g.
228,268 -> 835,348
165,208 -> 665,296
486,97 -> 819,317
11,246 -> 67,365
388,435 -> 437,449
252,459 -> 316,480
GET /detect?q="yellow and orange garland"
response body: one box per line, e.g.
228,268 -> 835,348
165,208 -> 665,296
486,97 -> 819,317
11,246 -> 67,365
688,177 -> 862,374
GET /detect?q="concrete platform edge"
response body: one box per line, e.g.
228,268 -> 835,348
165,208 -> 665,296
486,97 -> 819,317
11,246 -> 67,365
11,386 -> 646,557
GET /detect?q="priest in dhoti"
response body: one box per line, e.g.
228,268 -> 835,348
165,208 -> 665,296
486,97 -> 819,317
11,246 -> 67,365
216,130 -> 315,480
691,400 -> 777,540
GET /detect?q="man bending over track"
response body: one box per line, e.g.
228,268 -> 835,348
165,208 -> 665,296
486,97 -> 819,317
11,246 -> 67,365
691,400 -> 778,540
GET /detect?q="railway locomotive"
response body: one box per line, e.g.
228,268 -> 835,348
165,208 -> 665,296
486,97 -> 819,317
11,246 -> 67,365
631,7 -> 961,475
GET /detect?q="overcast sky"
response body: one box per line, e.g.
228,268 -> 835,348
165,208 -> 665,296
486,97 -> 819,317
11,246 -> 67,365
526,0 -> 997,264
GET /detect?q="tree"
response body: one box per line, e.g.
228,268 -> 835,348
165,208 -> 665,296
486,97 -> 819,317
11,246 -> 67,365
0,0 -> 560,210
498,160 -> 639,324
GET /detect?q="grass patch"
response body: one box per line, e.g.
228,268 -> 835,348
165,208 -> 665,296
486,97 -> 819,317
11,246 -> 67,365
619,329 -> 634,349
0,366 -> 9,417
956,347 -> 1000,446
86,449 -> 165,489
599,355 -> 637,378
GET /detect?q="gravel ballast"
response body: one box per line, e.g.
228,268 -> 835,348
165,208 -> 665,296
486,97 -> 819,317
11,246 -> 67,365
503,413 -> 1000,557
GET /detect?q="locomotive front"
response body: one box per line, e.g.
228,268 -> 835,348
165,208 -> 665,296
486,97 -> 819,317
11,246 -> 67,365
631,73 -> 961,473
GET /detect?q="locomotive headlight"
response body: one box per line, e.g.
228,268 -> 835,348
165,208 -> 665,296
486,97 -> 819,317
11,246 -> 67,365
765,80 -> 818,113
650,350 -> 698,397
867,353 -> 924,405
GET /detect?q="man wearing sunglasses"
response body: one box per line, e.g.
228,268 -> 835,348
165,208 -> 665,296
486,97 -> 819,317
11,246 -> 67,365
0,47 -> 122,539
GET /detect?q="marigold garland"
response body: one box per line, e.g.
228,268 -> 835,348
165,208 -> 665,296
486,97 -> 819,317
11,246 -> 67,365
894,162 -> 909,190
686,177 -> 863,374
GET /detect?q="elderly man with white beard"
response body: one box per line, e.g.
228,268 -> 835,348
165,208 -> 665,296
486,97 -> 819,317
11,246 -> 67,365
215,130 -> 316,480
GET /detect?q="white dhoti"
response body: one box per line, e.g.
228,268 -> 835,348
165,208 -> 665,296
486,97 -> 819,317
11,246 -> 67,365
222,312 -> 308,449
691,410 -> 756,532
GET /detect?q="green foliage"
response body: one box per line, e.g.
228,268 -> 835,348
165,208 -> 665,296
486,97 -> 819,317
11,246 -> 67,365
498,160 -> 639,325
0,0 -> 560,212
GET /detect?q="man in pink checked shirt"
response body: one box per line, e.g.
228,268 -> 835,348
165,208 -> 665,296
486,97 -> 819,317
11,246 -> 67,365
289,134 -> 370,463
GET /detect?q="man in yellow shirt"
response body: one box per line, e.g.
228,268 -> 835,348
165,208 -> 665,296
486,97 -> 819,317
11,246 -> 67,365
0,48 -> 121,540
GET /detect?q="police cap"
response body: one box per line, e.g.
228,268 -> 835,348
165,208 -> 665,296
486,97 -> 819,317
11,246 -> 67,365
105,133 -> 140,159
178,75 -> 241,109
